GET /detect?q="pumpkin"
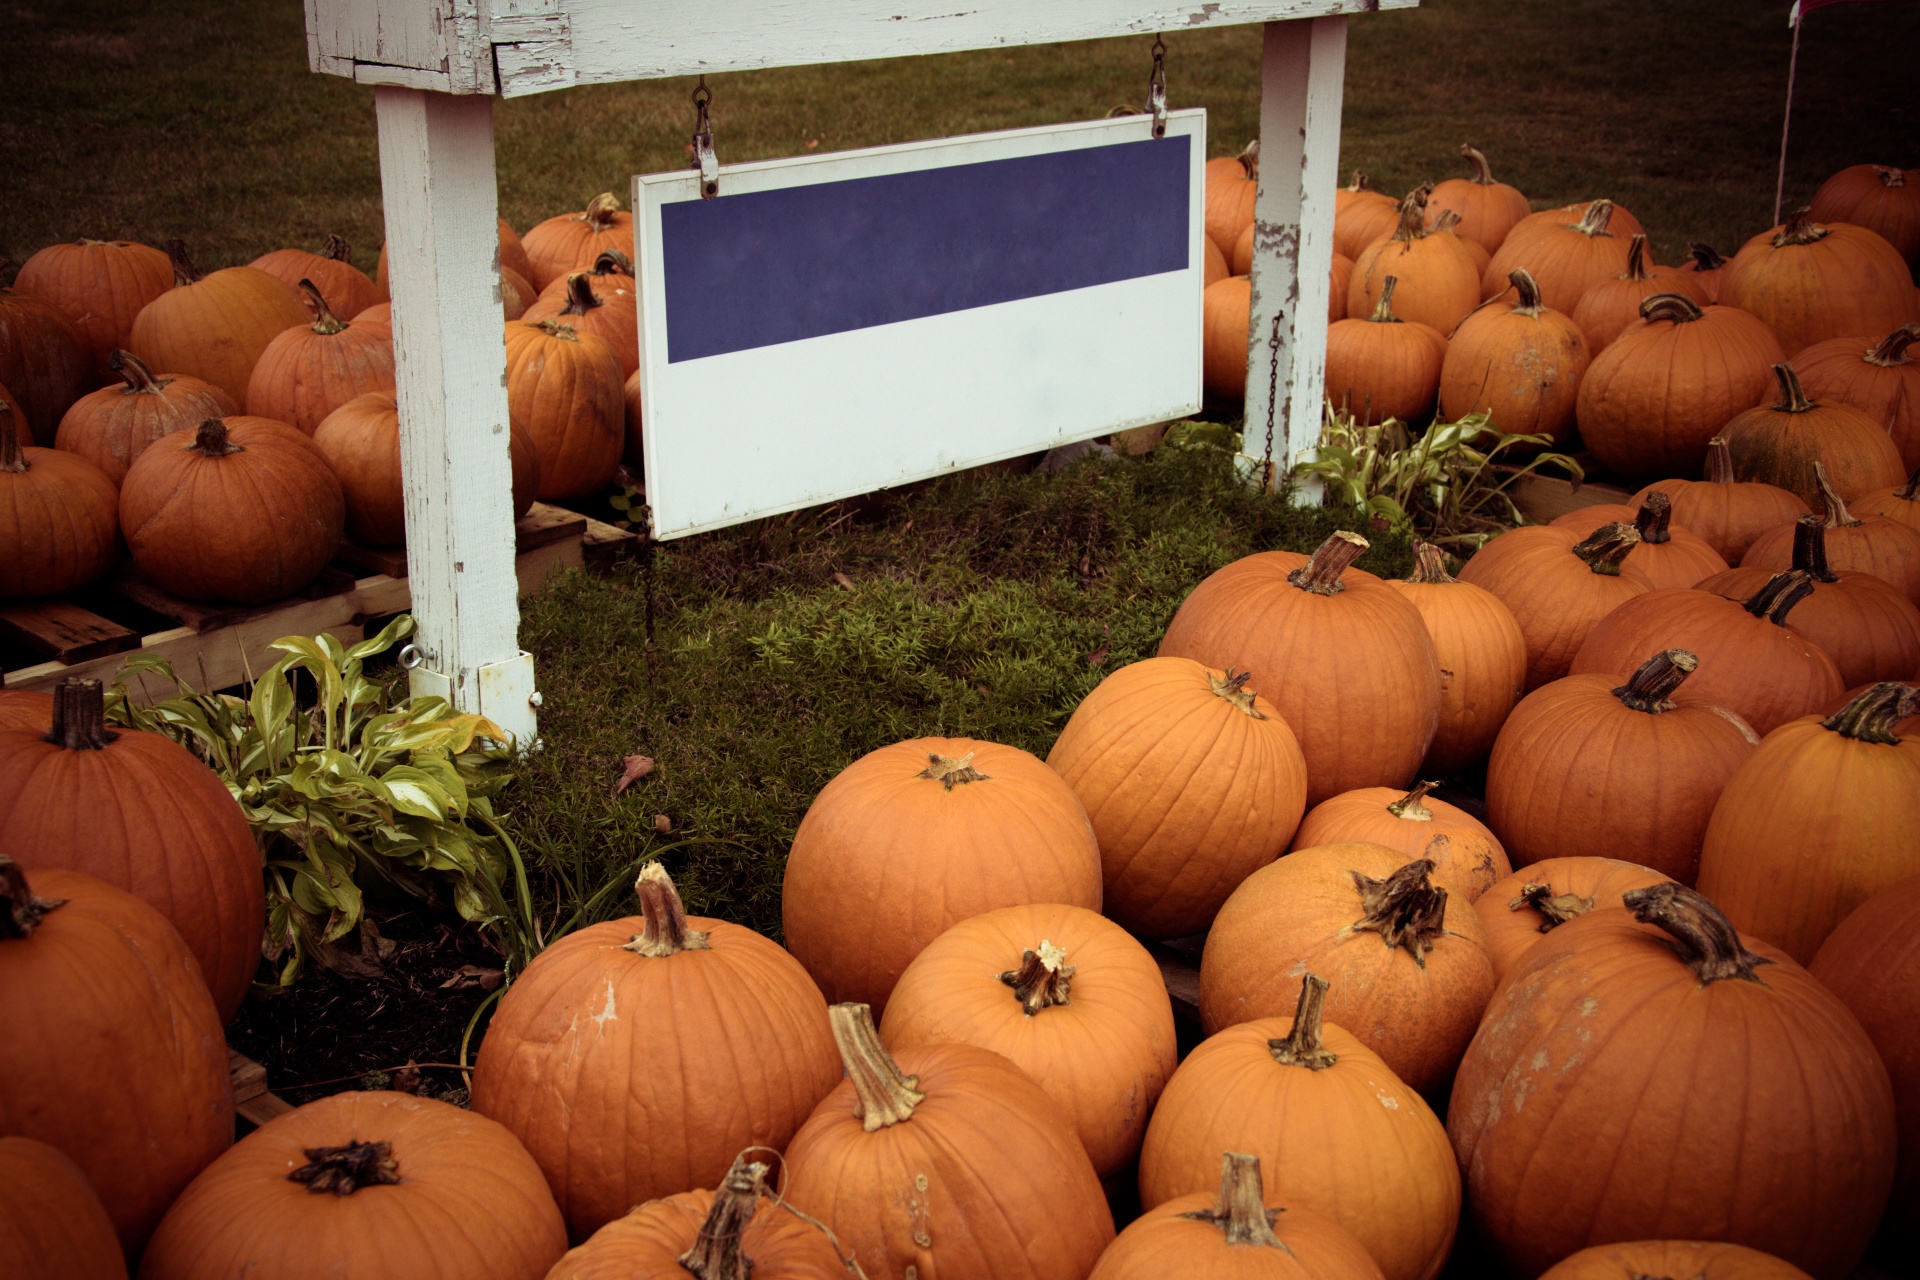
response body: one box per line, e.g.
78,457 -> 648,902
521,194 -> 635,291
1570,234 -> 1708,353
1159,531 -> 1442,807
545,1155 -> 851,1279
0,857 -> 233,1255
471,864 -> 841,1240
1136,977 -> 1454,1280
53,350 -> 235,487
782,737 -> 1101,1015
538,248 -> 635,304
1570,572 -> 1845,736
1720,208 -> 1919,357
1809,875 -> 1920,1245
127,240 -> 309,404
376,218 -> 532,301
250,234 -> 380,322
1448,883 -> 1895,1280
1334,171 -> 1400,263
1044,657 -> 1307,940
1202,275 -> 1251,400
1578,293 -> 1786,482
1199,842 -> 1496,1092
1538,1240 -> 1817,1280
1859,464 -> 1920,532
1205,234 -> 1230,286
139,1090 -> 566,1280
1549,491 -> 1730,590
1349,186 -> 1482,337
0,678 -> 265,1018
0,396 -> 118,599
1696,682 -> 1920,964
503,318 -> 624,501
1675,241 -> 1730,302
1427,207 -> 1490,278
1741,461 -> 1920,603
1512,199 -> 1648,245
1437,267 -> 1590,443
1328,252 -> 1354,324
0,689 -> 53,731
12,238 -> 172,381
1290,780 -> 1510,903
1632,434 -> 1810,562
1819,680 -> 1920,736
1205,140 -> 1259,190
1384,541 -> 1527,776
1475,856 -> 1674,985
1456,522 -> 1654,690
522,271 -> 638,380
243,279 -> 397,436
781,1003 -> 1115,1280
620,368 -> 644,464
1485,649 -> 1759,884
1722,361 -> 1906,506
879,902 -> 1177,1178
0,276 -> 90,440
1426,144 -> 1530,256
0,1136 -> 127,1280
1482,199 -> 1637,315
1794,324 -> 1920,470
1323,275 -> 1448,425
1100,1151 -> 1388,1280
312,392 -> 539,546
1808,165 -> 1920,269
1205,149 -> 1258,257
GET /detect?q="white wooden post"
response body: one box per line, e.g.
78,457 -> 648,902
1245,15 -> 1348,502
374,87 -> 539,745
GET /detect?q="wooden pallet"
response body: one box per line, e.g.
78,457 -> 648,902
229,1049 -> 295,1129
1,504 -> 636,696
1502,468 -> 1634,525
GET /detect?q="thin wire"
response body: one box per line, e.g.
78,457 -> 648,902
1773,16 -> 1801,226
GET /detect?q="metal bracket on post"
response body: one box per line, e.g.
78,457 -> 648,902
406,650 -> 542,753
691,76 -> 719,199
1146,37 -> 1168,139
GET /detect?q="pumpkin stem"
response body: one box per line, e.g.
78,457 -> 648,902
559,272 -> 604,317
829,1003 -> 925,1132
1235,137 -> 1260,180
1180,1153 -> 1286,1247
918,751 -> 989,790
47,679 -> 118,751
1810,461 -> 1863,529
1705,436 -> 1736,485
164,238 -> 206,286
1632,490 -> 1674,544
1345,170 -> 1375,193
1288,531 -> 1369,595
1788,515 -> 1838,583
1389,185 -> 1434,244
677,1155 -> 772,1280
1000,939 -> 1074,1015
1350,858 -> 1448,966
582,192 -> 623,230
1505,269 -> 1549,316
108,348 -> 166,395
1571,522 -> 1640,577
0,398 -> 25,473
1638,292 -> 1705,326
1895,465 -> 1920,502
1208,668 -> 1267,719
1768,363 -> 1817,415
1772,207 -> 1830,248
1622,883 -> 1772,985
1430,209 -> 1466,237
529,318 -> 583,344
1862,323 -> 1919,369
287,1140 -> 403,1195
1741,570 -> 1817,628
1874,166 -> 1907,189
1683,242 -> 1727,272
1572,199 -> 1615,238
1458,143 -> 1497,186
1622,234 -> 1651,282
1367,275 -> 1404,325
622,862 -> 711,956
0,856 -> 68,941
188,418 -> 244,458
1404,541 -> 1458,584
1820,682 -> 1920,745
296,278 -> 347,335
590,248 -> 635,277
1612,649 -> 1699,714
1266,973 -> 1339,1071
1510,881 -> 1596,933
316,234 -> 350,263
1386,779 -> 1440,821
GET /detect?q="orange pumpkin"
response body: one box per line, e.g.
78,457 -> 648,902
1426,144 -> 1530,256
1538,1240 -> 1817,1280
0,278 -> 90,441
54,350 -> 236,487
1511,199 -> 1648,245
1569,234 -> 1707,353
12,238 -> 173,381
0,689 -> 52,731
140,1091 -> 566,1280
1859,464 -> 1920,533
1741,462 -> 1920,603
1675,241 -> 1730,302
503,318 -> 624,501
1328,252 -> 1354,324
1474,856 -> 1674,985
1810,164 -> 1920,268
0,397 -> 118,599
1385,541 -> 1527,776
0,1135 -> 127,1280
522,271 -> 638,381
244,279 -> 396,436
1045,658 -> 1307,940
1158,531 -> 1442,807
1427,207 -> 1490,278
1202,275 -> 1251,400
1449,884 -> 1895,1279
1794,324 -> 1920,470
471,864 -> 840,1240
127,240 -> 309,405
1482,199 -> 1637,314
880,902 -> 1177,1178
1349,187 -> 1483,337
1438,267 -> 1590,443
1334,172 -> 1400,264
1631,434 -> 1810,562
1696,682 -> 1920,964
1290,780 -> 1510,903
782,737 -> 1101,1015
521,194 -> 635,291
1207,233 -> 1231,285
1549,491 -> 1730,590
1324,275 -> 1448,425
1722,361 -> 1906,506
620,368 -> 644,465
1721,208 -> 1919,357
1456,522 -> 1654,690
250,234 -> 380,323
1205,149 -> 1258,257
1199,841 -> 1496,1092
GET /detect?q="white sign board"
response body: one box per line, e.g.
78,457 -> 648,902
632,109 -> 1205,539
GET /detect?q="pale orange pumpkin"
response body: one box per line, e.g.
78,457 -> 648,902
521,194 -> 635,292
0,689 -> 52,731
1474,856 -> 1674,985
1205,149 -> 1258,257
12,237 -> 173,381
1482,199 -> 1637,314
1858,465 -> 1920,533
1632,435 -> 1810,562
250,234 -> 380,323
1206,234 -> 1230,286
1548,491 -> 1730,590
1202,275 -> 1251,400
1810,164 -> 1920,268
1426,144 -> 1530,256
1722,362 -> 1906,506
128,240 -> 309,405
1569,233 -> 1707,353
1349,187 -> 1483,337
1290,780 -> 1510,903
0,397 -> 119,599
54,350 -> 236,487
521,272 -> 638,381
0,1136 -> 127,1280
244,279 -> 397,436
0,276 -> 90,441
1385,541 -> 1527,776
1537,1240 -> 1817,1280
1794,323 -> 1920,470
1674,241 -> 1730,302
620,368 -> 644,465
1438,267 -> 1590,444
1720,208 -> 1919,357
1741,461 -> 1920,604
503,318 -> 624,501
1457,522 -> 1654,690
1324,275 -> 1448,425
1333,172 -> 1401,264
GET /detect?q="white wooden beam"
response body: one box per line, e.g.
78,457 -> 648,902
1244,14 -> 1346,501
373,87 -> 538,745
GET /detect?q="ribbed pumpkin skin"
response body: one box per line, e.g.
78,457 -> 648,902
1481,201 -> 1635,314
1568,239 -> 1708,354
1386,563 -> 1527,776
1045,657 -> 1307,939
0,689 -> 53,731
0,1136 -> 127,1280
1696,710 -> 1920,965
1334,179 -> 1400,263
782,737 -> 1102,1016
54,354 -> 237,487
13,239 -> 173,381
521,196 -> 635,291
249,245 -> 380,322
1700,564 -> 1920,686
119,416 -> 346,604
0,286 -> 90,441
1742,514 -> 1920,604
522,273 -> 640,380
1198,842 -> 1496,1091
1158,547 -> 1441,807
1723,377 -> 1907,507
1202,276 -> 1250,399
1205,165 -> 1257,257
1324,288 -> 1448,425
546,1187 -> 849,1279
1136,1016 -> 1457,1280
782,1039 -> 1116,1280
503,319 -> 623,500
128,263 -> 308,404
244,302 -> 397,436
1510,200 -> 1648,245
1438,279 -> 1590,441
1676,244 -> 1730,302
1426,148 -> 1530,256
1474,856 -> 1674,984
1550,503 -> 1731,590
1812,166 -> 1920,265
1721,217 -> 1919,357
1809,876 -> 1920,1244
139,1092 -> 566,1280
1329,252 -> 1354,324
1290,786 -> 1510,903
470,910 -> 840,1240
1448,904 -> 1895,1280
1207,234 -> 1230,285
1634,466 -> 1810,564
620,368 -> 644,464
880,903 -> 1177,1178
1350,206 -> 1483,337
1456,526 -> 1654,690
1538,1240 -> 1817,1280
1795,327 -> 1920,469
1091,1188 -> 1386,1280
0,420 -> 119,599
0,868 -> 234,1255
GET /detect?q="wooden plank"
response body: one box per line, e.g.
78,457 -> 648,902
332,539 -> 410,579
0,599 -> 139,663
1504,471 -> 1634,526
108,566 -> 360,636
514,502 -> 589,551
1151,947 -> 1202,1025
238,1090 -> 297,1127
228,1049 -> 270,1104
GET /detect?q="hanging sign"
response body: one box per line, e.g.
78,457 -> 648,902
632,109 -> 1206,539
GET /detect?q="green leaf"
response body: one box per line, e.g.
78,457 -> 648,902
379,765 -> 455,821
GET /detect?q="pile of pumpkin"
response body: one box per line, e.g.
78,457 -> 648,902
0,194 -> 646,607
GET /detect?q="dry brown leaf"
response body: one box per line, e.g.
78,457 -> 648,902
653,814 -> 673,833
439,964 -> 504,991
614,754 -> 655,795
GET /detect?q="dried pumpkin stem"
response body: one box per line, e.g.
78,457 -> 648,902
1622,883 -> 1771,985
108,349 -> 166,394
1181,1153 -> 1285,1247
321,233 -> 352,262
1571,522 -> 1640,576
582,192 -> 623,230
287,1140 -> 402,1195
531,318 -> 582,343
1505,269 -> 1548,316
1574,199 -> 1615,237
1632,490 -> 1674,544
297,279 -> 347,335
1622,234 -> 1651,282
918,752 -> 988,789
1789,515 -> 1837,583
1235,137 -> 1260,179
560,272 -> 604,317
1208,668 -> 1267,719
828,1003 -> 925,1132
1368,275 -> 1403,324
0,399 -> 24,473
1810,461 -> 1862,529
1386,780 -> 1439,821
678,1155 -> 770,1280
1684,242 -> 1726,271
1459,143 -> 1496,185
48,679 -> 117,752
1350,858 -> 1447,965
1612,649 -> 1698,714
1863,324 -> 1919,368
1267,974 -> 1338,1071
591,248 -> 634,277
0,855 -> 68,940
623,861 -> 711,956
1390,185 -> 1434,244
1769,362 -> 1816,414
1288,531 -> 1369,595
1772,207 -> 1829,248
1346,170 -> 1375,193
1742,570 -> 1817,628
164,238 -> 206,286
1895,466 -> 1920,502
1511,881 -> 1596,933
1404,542 -> 1457,584
1821,682 -> 1920,746
1639,292 -> 1705,325
1000,940 -> 1074,1015
189,418 -> 244,457
1705,436 -> 1736,485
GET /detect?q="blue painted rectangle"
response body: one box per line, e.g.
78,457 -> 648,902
659,134 -> 1190,363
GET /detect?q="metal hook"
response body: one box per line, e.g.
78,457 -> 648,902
1147,36 -> 1168,139
691,74 -> 719,199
